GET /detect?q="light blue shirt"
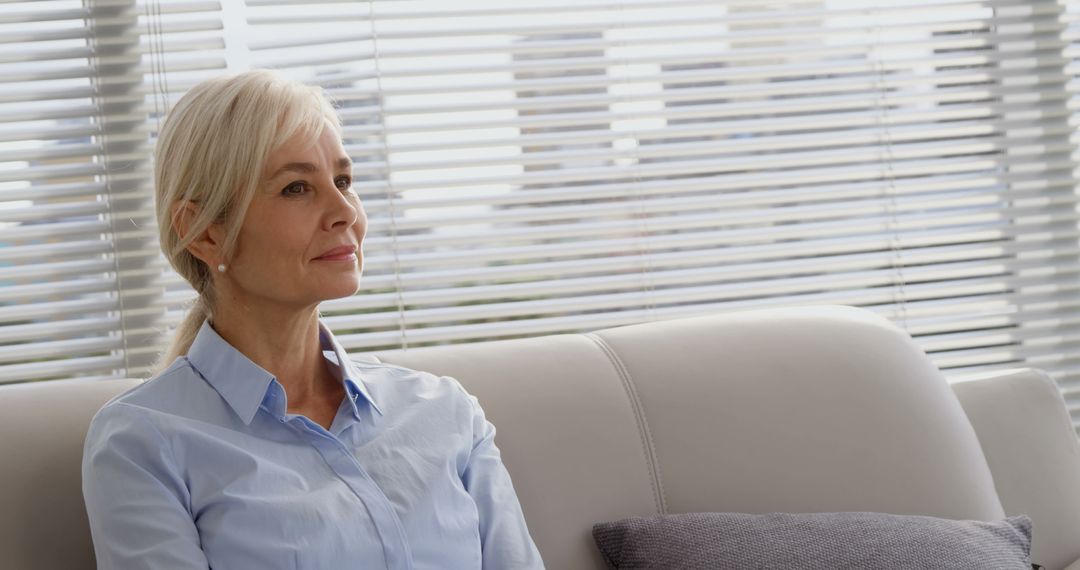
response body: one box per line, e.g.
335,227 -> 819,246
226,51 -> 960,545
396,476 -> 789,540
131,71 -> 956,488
82,319 -> 544,569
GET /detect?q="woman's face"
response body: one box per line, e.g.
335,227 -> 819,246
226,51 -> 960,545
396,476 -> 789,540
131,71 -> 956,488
220,124 -> 367,312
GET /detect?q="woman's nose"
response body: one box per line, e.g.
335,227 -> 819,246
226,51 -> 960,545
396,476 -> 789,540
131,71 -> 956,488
325,182 -> 359,230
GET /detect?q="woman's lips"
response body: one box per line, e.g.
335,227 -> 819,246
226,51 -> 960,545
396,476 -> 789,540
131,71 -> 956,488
314,245 -> 358,261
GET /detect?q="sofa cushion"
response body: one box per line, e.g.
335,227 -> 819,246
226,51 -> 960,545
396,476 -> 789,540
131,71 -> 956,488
951,369 -> 1080,570
592,511 -> 1034,570
0,378 -> 144,570
590,307 -> 1007,521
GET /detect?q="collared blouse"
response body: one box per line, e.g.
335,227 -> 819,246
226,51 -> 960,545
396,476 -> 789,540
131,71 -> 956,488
82,319 -> 544,569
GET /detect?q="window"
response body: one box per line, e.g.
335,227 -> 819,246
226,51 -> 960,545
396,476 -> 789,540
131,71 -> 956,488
4,0 -> 1080,427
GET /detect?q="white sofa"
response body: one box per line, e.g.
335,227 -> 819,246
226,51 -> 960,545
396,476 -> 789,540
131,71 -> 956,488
3,306 -> 1080,569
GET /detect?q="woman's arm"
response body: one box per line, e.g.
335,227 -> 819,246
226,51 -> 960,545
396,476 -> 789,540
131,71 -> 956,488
82,402 -> 210,569
457,386 -> 546,570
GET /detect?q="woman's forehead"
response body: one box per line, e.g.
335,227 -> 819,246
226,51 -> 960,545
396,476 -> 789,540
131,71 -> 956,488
263,129 -> 348,177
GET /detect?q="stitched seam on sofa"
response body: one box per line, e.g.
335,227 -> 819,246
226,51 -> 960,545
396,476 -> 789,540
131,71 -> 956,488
585,332 -> 668,515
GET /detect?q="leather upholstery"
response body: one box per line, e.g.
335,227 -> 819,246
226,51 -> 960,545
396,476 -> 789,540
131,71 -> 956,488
952,369 -> 1080,570
2,306 -> 1079,569
380,306 -> 1014,569
0,378 -> 141,570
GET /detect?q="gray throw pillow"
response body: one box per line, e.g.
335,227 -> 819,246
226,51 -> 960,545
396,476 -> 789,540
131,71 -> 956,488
592,511 -> 1033,570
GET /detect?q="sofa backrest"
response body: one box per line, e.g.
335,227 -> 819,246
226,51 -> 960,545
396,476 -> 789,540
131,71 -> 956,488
3,306 -> 1080,569
951,368 -> 1080,570
0,377 -> 142,570
376,306 -> 1009,569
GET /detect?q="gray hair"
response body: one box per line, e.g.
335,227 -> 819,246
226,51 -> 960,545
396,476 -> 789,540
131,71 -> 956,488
153,69 -> 341,370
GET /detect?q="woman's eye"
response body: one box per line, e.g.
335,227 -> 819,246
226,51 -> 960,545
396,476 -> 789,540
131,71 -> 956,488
282,182 -> 308,196
335,176 -> 353,192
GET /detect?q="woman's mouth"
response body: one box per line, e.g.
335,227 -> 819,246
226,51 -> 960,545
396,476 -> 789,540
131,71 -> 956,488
314,244 -> 358,261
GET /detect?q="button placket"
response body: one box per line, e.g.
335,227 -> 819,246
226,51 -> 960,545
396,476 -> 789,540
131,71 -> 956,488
281,414 -> 414,570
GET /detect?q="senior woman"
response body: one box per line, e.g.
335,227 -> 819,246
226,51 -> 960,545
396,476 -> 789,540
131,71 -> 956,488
81,70 -> 544,569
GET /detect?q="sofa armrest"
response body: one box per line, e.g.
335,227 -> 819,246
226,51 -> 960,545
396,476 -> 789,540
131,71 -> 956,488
951,369 -> 1080,570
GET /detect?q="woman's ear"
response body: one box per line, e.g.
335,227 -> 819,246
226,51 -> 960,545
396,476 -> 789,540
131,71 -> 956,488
171,200 -> 224,267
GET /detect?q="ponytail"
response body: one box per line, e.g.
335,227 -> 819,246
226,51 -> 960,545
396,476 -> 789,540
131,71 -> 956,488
155,295 -> 211,372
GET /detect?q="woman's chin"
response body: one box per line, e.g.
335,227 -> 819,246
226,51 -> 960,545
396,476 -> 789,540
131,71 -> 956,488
318,278 -> 362,301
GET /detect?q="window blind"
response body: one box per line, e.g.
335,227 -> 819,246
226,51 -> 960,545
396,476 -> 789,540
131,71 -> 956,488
5,0 -> 1080,430
244,1 -> 1080,385
0,0 -> 225,383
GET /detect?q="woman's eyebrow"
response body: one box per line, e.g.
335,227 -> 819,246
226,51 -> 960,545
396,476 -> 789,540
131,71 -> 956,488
268,157 -> 353,179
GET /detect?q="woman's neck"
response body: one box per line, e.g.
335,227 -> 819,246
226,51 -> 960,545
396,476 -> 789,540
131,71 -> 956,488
209,300 -> 337,409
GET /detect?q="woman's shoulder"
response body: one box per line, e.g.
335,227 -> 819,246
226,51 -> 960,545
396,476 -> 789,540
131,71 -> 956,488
349,356 -> 448,384
87,357 -> 221,434
81,362 -> 207,482
347,358 -> 474,408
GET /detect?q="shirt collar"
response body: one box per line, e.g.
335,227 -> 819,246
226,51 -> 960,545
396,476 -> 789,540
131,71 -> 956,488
185,319 -> 381,425
317,320 -> 382,418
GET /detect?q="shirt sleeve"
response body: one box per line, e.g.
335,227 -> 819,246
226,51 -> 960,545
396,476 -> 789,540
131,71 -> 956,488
455,383 -> 546,570
82,402 -> 210,570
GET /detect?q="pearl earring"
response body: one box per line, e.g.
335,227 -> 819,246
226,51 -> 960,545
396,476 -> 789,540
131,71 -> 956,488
217,263 -> 226,273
